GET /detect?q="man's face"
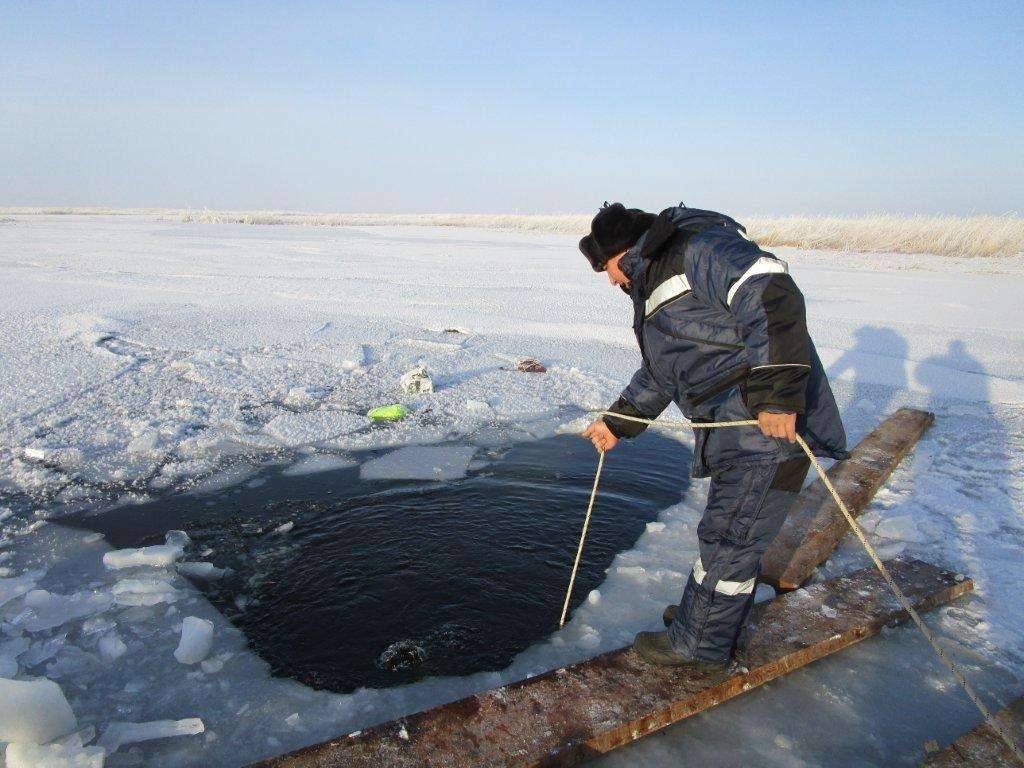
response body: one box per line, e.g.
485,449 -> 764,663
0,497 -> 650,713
604,251 -> 631,289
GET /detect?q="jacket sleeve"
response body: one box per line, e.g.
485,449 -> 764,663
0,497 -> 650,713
687,236 -> 811,414
603,363 -> 674,439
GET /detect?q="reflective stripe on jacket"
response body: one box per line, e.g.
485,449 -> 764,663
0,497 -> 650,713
604,206 -> 848,476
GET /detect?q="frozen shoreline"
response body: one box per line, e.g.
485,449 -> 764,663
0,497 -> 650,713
0,216 -> 1021,766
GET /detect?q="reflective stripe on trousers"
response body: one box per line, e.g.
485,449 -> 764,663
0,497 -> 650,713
667,456 -> 809,662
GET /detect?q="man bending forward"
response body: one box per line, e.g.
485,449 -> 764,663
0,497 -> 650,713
580,202 -> 847,669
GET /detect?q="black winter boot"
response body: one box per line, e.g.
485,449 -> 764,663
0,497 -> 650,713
632,631 -> 729,671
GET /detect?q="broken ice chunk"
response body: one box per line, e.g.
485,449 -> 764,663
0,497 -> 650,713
273,521 -> 294,534
20,589 -> 115,632
174,616 -> 214,665
0,636 -> 29,678
360,445 -> 476,481
874,515 -> 927,544
0,571 -> 42,609
4,741 -> 105,768
98,718 -> 205,753
98,634 -> 128,662
20,634 -> 67,668
754,583 -> 776,604
0,678 -> 78,744
176,562 -> 229,581
112,579 -> 180,607
262,410 -> 367,447
103,543 -> 184,570
164,530 -> 191,549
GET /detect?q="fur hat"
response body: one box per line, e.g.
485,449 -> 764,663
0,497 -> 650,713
579,202 -> 656,271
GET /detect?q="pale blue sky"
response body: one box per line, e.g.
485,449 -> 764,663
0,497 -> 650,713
2,1 -> 1021,214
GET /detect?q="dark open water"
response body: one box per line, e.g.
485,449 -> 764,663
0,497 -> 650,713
64,433 -> 691,692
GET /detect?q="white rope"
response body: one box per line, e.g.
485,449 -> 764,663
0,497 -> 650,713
559,450 -> 604,628
558,410 -> 1023,764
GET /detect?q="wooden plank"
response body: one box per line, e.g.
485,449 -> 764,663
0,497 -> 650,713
922,696 -> 1024,767
761,407 -> 934,590
250,558 -> 971,768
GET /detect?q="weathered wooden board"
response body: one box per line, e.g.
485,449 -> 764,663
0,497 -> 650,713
922,696 -> 1024,767
761,407 -> 934,590
250,559 -> 971,768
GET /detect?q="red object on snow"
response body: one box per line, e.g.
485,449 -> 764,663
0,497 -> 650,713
516,358 -> 547,373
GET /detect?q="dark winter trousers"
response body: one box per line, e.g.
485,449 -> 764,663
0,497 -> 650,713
667,456 -> 810,661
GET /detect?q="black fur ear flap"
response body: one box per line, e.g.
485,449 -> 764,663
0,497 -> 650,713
602,201 -> 610,208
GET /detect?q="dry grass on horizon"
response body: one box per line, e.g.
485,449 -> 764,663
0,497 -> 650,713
2,207 -> 1021,258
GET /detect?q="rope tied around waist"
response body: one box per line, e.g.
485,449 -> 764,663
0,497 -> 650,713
557,410 -> 1023,765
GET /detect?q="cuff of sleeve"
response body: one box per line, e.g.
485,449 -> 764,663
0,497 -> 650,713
745,366 -> 809,415
603,396 -> 649,439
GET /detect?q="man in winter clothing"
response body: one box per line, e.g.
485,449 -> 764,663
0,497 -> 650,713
580,202 -> 847,669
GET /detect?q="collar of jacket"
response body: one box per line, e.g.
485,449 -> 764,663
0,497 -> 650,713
619,206 -> 747,292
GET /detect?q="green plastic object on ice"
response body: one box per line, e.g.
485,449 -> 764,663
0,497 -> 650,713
367,404 -> 410,422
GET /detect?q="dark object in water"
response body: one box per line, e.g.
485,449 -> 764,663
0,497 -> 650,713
378,640 -> 427,671
516,358 -> 546,373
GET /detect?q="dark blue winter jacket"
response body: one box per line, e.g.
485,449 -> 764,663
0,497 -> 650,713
603,206 -> 848,477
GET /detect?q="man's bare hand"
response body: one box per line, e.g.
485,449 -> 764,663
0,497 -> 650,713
582,420 -> 618,452
757,411 -> 798,442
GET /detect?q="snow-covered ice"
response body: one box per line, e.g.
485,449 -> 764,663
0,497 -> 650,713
0,217 -> 1022,766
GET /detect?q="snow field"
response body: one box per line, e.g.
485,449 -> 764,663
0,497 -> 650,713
0,216 -> 1021,766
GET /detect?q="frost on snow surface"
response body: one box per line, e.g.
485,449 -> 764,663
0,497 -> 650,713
0,218 -> 1022,767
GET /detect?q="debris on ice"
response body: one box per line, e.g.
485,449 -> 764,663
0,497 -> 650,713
98,718 -> 205,753
515,358 -> 546,373
103,543 -> 184,570
174,616 -> 214,665
0,677 -> 78,744
360,445 -> 476,481
4,741 -> 105,768
400,366 -> 433,394
645,522 -> 667,534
